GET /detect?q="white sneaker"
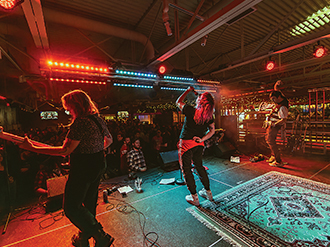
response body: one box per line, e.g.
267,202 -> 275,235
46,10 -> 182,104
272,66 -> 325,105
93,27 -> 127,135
185,194 -> 200,206
199,188 -> 213,201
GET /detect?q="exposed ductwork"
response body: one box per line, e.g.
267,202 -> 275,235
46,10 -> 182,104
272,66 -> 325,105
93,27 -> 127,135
42,8 -> 155,61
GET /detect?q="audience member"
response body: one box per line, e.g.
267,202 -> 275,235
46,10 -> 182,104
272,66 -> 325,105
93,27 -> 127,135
127,139 -> 147,179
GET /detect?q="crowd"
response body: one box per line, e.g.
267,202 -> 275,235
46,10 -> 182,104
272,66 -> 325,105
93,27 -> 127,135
1,117 -> 183,198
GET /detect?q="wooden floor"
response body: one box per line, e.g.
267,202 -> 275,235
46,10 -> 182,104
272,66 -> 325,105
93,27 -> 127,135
0,149 -> 329,247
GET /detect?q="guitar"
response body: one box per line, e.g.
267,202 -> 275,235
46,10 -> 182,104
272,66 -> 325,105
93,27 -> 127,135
0,127 -> 51,151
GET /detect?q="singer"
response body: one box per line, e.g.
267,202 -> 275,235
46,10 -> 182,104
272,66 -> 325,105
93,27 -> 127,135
176,86 -> 215,206
19,89 -> 114,247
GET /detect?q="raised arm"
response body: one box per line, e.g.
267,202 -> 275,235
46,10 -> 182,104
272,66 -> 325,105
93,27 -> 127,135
176,86 -> 195,111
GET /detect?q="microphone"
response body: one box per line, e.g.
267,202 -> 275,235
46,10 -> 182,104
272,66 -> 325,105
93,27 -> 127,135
192,89 -> 199,96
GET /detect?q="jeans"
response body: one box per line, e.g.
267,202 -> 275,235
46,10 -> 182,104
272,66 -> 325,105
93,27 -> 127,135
64,151 -> 106,235
265,125 -> 282,163
179,145 -> 210,195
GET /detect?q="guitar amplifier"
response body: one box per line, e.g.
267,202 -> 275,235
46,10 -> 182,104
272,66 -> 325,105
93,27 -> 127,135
47,175 -> 68,198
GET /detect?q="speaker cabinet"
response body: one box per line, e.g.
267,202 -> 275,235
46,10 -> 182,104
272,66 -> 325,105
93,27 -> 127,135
212,142 -> 236,158
159,150 -> 179,171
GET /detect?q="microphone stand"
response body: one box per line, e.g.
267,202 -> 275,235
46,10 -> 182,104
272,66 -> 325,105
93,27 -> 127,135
175,168 -> 185,185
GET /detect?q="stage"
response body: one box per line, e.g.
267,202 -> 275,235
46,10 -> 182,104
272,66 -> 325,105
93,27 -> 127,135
1,151 -> 329,247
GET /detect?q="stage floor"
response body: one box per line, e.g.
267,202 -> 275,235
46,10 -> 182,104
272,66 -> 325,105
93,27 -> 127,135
1,151 -> 329,247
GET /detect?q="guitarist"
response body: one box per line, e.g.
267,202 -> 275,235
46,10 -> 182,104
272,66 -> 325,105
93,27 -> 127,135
265,81 -> 289,167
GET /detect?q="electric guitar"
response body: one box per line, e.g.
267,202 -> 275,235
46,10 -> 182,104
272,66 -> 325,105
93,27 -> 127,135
0,127 -> 51,151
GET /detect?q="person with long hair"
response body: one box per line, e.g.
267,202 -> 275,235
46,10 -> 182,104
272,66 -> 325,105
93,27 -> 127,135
176,86 -> 215,206
265,80 -> 289,167
19,89 -> 114,247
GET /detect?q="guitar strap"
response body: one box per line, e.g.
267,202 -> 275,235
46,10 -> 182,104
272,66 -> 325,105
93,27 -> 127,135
87,115 -> 104,136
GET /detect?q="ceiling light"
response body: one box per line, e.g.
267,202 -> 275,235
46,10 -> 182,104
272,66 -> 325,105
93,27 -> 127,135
0,0 -> 24,10
266,60 -> 275,71
314,45 -> 326,58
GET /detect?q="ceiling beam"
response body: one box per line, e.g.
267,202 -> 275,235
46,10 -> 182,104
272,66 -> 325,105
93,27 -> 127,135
21,0 -> 49,49
148,0 -> 263,66
211,27 -> 330,76
221,55 -> 330,85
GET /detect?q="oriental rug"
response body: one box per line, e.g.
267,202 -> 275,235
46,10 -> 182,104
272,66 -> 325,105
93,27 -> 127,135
187,172 -> 330,247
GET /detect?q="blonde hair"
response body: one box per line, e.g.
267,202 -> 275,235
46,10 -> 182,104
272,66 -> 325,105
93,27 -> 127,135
61,89 -> 99,121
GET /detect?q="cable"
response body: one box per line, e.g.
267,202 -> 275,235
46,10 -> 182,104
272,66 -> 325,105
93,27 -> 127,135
106,197 -> 162,247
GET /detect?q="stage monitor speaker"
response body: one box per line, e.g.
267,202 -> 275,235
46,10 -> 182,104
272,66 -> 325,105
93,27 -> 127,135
212,142 -> 236,158
159,150 -> 179,171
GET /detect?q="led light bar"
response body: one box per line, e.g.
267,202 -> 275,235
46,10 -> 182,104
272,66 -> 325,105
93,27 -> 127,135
161,87 -> 186,91
113,83 -> 153,89
160,87 -> 216,93
196,89 -> 217,93
115,70 -> 157,78
163,76 -> 194,81
47,60 -> 109,73
49,78 -> 107,85
49,69 -> 109,77
197,79 -> 220,84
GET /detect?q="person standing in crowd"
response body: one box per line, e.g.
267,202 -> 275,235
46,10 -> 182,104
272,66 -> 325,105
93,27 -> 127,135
265,80 -> 289,167
120,136 -> 131,174
127,138 -> 147,180
19,89 -> 114,247
176,86 -> 215,206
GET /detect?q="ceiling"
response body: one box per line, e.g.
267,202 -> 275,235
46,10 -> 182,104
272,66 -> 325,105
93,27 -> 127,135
0,0 -> 330,110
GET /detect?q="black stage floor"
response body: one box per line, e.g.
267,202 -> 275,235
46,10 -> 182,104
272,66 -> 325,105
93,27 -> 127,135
1,151 -> 329,247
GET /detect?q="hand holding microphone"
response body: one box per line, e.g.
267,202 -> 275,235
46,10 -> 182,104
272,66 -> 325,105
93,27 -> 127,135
188,86 -> 198,96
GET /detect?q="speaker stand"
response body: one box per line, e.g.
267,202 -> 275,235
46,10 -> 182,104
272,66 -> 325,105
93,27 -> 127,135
176,169 -> 185,185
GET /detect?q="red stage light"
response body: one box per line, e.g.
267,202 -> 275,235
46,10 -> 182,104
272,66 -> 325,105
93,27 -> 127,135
158,65 -> 166,74
266,60 -> 275,71
314,46 -> 326,58
0,0 -> 22,10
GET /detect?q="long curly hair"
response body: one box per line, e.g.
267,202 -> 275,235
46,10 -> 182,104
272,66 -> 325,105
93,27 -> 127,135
61,89 -> 99,120
194,92 -> 214,125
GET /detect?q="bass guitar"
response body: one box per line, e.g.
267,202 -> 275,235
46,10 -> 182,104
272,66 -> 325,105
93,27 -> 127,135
0,127 -> 51,151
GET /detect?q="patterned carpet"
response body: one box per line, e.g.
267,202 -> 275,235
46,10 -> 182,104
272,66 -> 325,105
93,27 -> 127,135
187,172 -> 330,247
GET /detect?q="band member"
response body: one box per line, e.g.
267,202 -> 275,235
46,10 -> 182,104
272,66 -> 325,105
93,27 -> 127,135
19,89 -> 114,247
176,86 -> 215,206
265,80 -> 289,167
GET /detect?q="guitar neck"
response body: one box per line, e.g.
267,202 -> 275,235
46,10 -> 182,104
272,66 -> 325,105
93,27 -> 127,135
0,131 -> 51,148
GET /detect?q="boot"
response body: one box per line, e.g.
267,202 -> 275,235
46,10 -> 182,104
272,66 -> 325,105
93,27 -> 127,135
71,231 -> 90,247
92,223 -> 114,247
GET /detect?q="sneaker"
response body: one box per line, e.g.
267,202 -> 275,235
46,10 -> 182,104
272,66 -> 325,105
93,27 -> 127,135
199,188 -> 213,201
266,156 -> 275,163
269,161 -> 284,167
185,194 -> 200,206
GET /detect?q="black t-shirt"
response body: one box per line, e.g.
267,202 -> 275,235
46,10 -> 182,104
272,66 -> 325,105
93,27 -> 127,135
179,105 -> 214,140
66,114 -> 111,154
